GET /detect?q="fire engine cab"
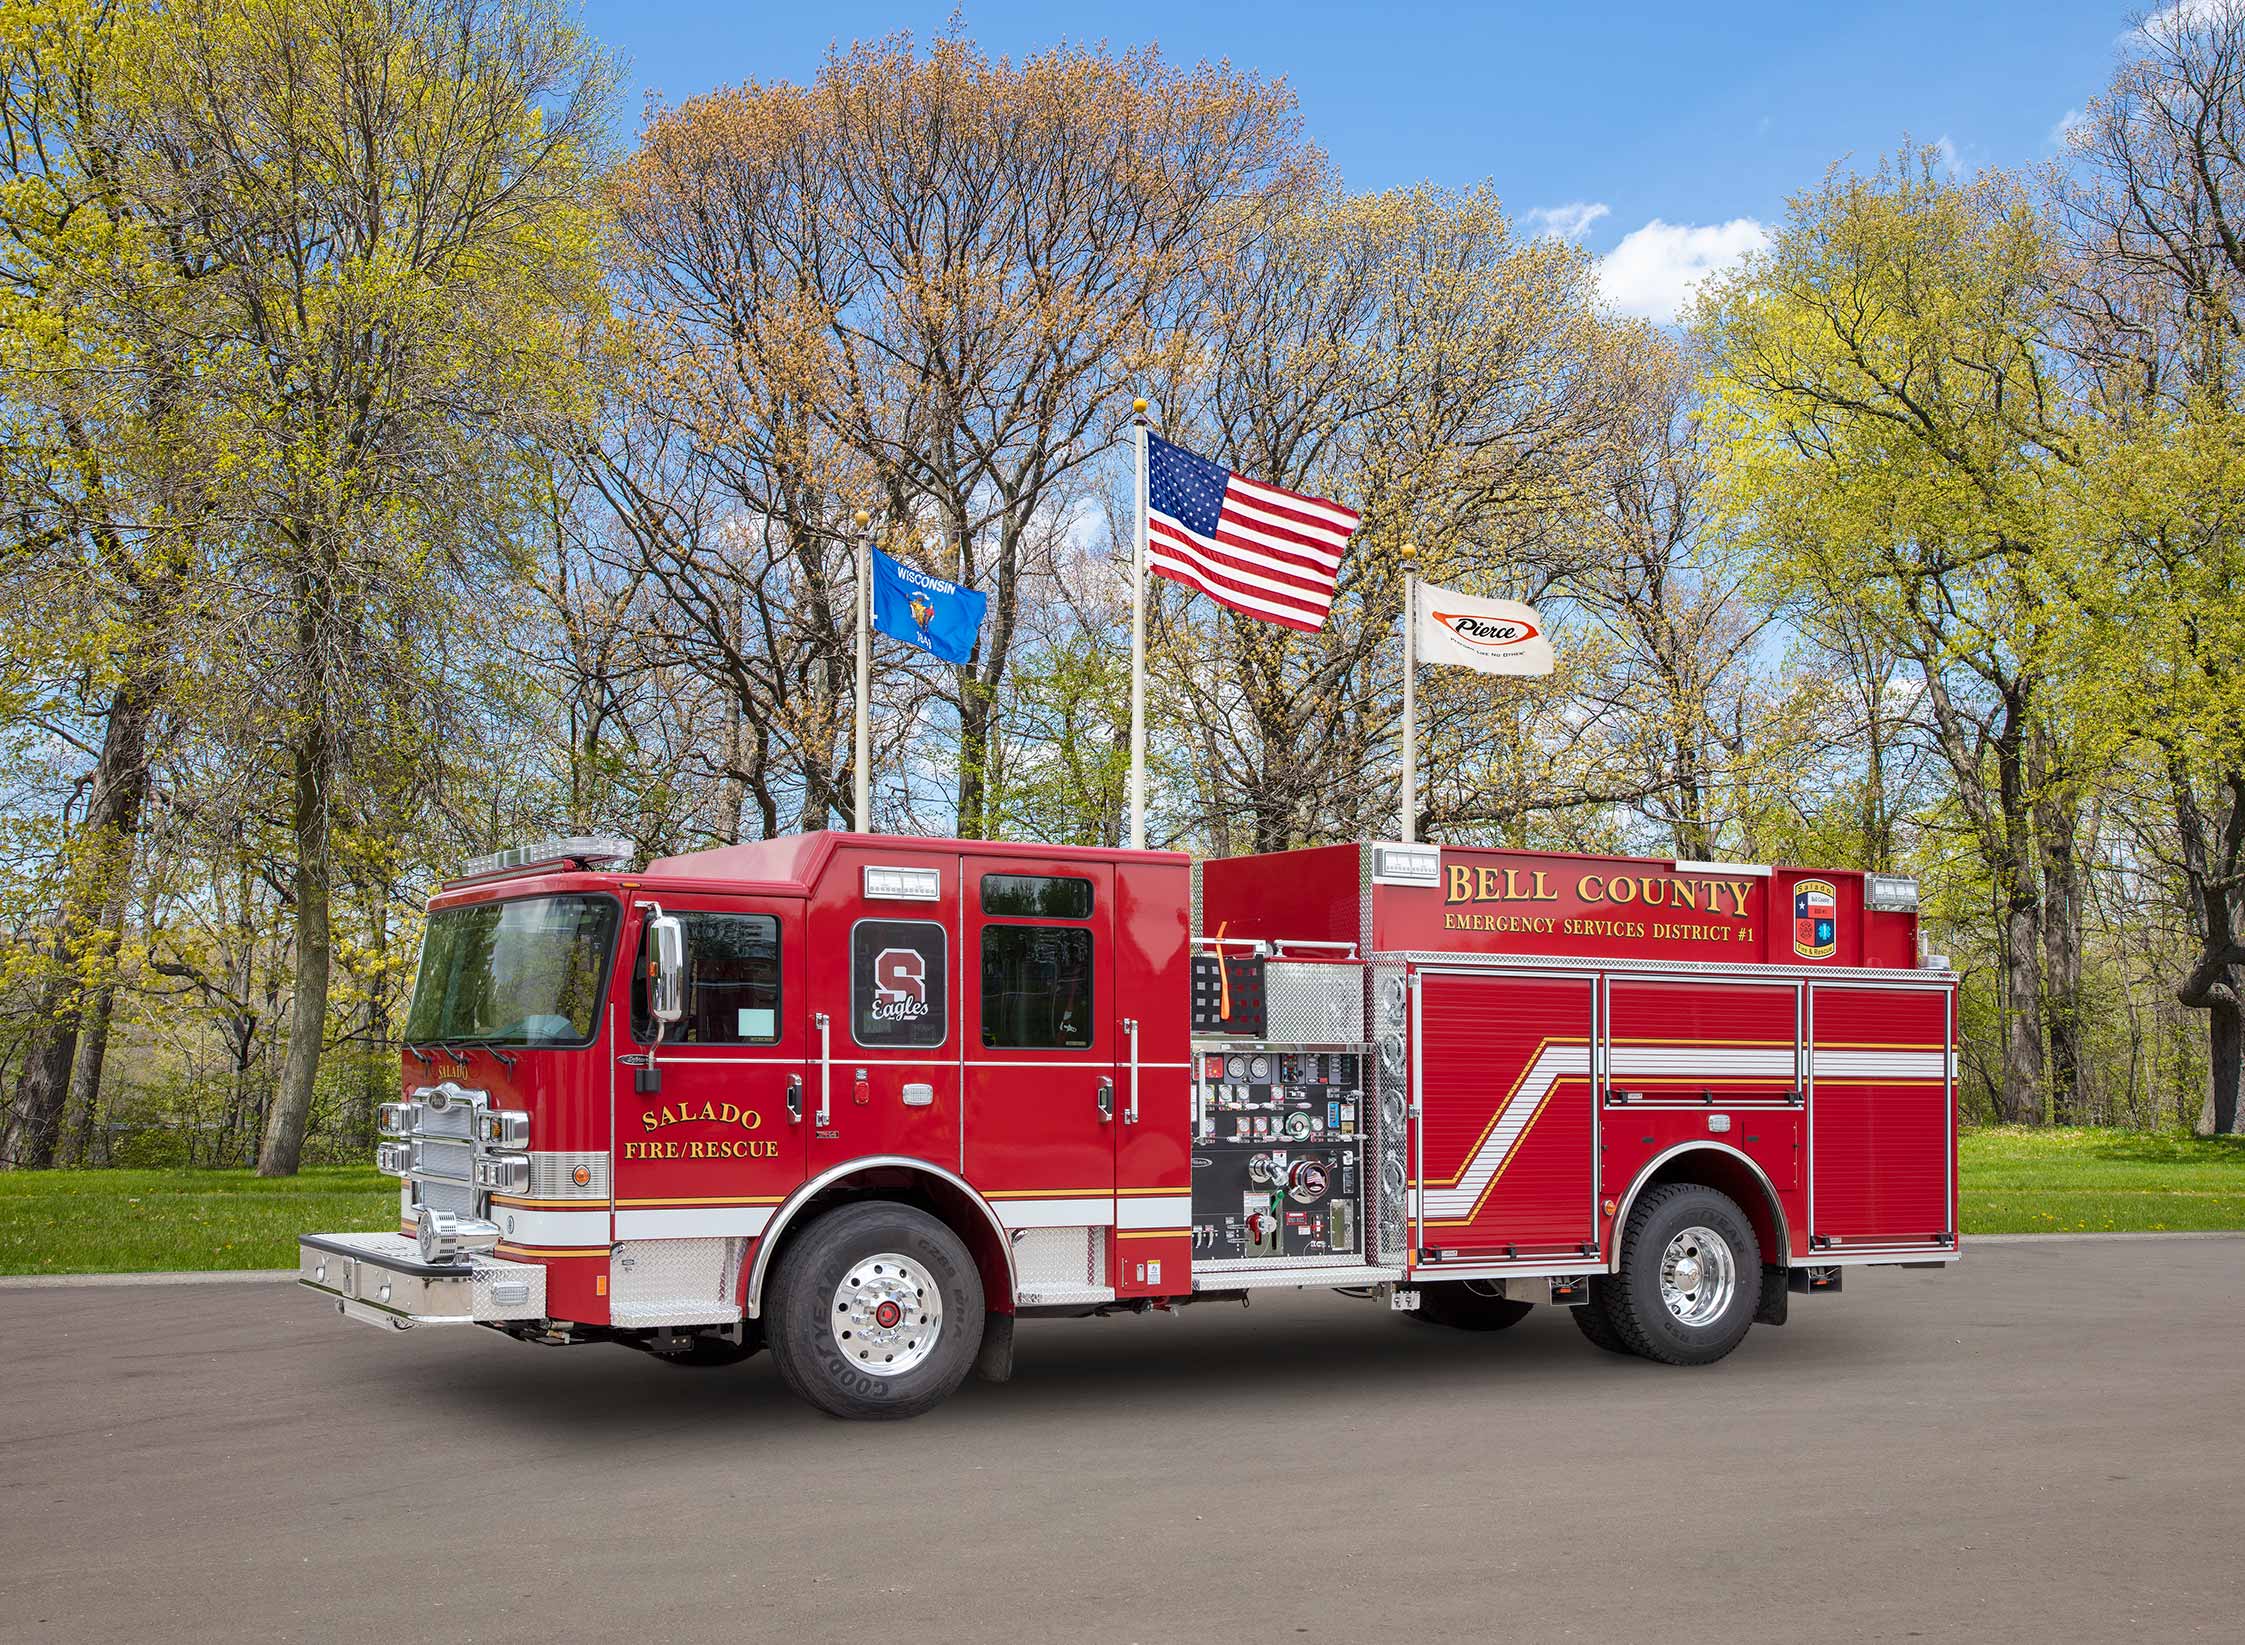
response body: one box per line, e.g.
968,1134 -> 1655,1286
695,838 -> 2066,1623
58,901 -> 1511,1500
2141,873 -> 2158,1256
299,831 -> 1958,1419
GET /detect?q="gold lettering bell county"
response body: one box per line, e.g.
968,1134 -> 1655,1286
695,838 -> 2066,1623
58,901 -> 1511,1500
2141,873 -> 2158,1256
1442,862 -> 1754,922
1445,865 -> 1558,905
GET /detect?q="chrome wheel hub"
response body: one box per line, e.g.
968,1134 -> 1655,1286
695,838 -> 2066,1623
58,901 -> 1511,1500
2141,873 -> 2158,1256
1659,1225 -> 1736,1327
832,1252 -> 942,1377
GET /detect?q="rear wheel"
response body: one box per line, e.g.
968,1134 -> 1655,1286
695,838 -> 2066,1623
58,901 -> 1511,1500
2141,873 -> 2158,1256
766,1201 -> 984,1420
1603,1183 -> 1760,1367
1412,1279 -> 1535,1332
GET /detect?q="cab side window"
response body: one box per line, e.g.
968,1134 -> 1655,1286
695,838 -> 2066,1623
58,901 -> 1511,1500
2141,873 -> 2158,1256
978,875 -> 1095,1050
633,911 -> 781,1044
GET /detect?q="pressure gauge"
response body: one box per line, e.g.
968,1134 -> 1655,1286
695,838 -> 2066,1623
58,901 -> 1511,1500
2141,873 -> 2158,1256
1248,1054 -> 1271,1081
1226,1056 -> 1248,1079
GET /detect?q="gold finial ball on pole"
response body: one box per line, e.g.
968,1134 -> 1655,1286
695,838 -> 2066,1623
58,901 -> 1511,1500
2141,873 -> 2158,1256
852,509 -> 871,528
1131,397 -> 1149,415
1400,540 -> 1418,560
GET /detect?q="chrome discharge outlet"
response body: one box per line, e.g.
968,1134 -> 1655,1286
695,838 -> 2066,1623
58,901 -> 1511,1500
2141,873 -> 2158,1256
415,1204 -> 501,1266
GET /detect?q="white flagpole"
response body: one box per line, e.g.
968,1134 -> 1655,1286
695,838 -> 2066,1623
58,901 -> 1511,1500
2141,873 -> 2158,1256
1400,541 -> 1418,843
1128,398 -> 1150,851
853,507 -> 872,832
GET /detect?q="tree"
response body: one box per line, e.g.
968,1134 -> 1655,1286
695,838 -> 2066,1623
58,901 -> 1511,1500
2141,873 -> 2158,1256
604,36 -> 1302,839
1154,183 -> 1639,852
2051,2 -> 2245,1132
1699,154 -> 2076,1124
0,0 -> 211,1166
114,0 -> 612,1173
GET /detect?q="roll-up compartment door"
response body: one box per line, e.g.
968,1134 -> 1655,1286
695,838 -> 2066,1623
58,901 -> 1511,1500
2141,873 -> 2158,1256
1415,971 -> 1596,1260
1605,979 -> 1800,1105
1809,985 -> 1954,1246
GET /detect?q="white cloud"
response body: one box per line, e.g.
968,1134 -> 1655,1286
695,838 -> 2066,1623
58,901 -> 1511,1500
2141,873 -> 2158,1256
2048,107 -> 2088,149
1596,218 -> 1770,323
1523,200 -> 1610,242
2138,0 -> 2245,43
1933,134 -> 1961,175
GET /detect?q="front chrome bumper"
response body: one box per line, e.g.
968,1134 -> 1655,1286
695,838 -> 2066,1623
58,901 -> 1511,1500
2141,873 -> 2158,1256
298,1231 -> 546,1330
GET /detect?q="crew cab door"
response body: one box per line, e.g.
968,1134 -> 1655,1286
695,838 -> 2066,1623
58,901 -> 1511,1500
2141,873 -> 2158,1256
614,898 -> 807,1246
964,859 -> 1118,1296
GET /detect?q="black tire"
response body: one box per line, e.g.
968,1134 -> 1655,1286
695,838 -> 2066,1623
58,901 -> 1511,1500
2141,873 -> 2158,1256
1570,1276 -> 1634,1356
1603,1182 -> 1761,1366
766,1201 -> 984,1420
657,1327 -> 764,1368
1412,1280 -> 1535,1332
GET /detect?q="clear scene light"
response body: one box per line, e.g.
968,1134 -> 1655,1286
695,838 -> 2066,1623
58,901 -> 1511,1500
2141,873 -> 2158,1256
863,865 -> 942,901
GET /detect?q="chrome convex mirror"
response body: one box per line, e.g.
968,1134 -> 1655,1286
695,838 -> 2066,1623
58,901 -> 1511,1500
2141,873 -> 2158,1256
647,912 -> 686,1026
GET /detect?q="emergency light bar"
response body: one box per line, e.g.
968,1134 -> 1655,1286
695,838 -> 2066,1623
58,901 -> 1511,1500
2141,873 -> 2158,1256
458,834 -> 634,881
1865,874 -> 1920,912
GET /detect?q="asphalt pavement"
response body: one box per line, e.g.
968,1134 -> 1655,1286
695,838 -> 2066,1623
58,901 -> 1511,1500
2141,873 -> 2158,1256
2,1236 -> 2240,1643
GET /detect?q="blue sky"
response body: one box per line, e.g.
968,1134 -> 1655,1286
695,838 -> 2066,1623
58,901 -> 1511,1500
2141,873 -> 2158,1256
580,0 -> 2142,320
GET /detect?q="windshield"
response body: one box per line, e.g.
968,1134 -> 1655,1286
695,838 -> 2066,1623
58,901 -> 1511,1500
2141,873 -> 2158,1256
403,895 -> 619,1047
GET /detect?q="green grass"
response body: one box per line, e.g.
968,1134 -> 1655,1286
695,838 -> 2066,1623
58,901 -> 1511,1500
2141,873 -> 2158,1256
2,1130 -> 2241,1274
1959,1127 -> 2245,1233
0,1166 -> 395,1275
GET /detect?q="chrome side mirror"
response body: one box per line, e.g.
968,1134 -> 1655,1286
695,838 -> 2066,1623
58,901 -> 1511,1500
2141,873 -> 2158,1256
647,913 -> 686,1027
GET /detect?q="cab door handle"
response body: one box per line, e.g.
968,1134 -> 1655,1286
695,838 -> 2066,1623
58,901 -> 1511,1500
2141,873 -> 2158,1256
786,1075 -> 803,1124
1097,1077 -> 1114,1122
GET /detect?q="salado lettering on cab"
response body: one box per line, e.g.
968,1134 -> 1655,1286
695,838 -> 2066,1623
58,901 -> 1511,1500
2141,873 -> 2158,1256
621,1098 -> 780,1160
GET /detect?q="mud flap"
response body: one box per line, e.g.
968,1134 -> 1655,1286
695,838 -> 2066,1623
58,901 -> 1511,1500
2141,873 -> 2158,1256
974,1310 -> 1015,1383
1755,1263 -> 1789,1326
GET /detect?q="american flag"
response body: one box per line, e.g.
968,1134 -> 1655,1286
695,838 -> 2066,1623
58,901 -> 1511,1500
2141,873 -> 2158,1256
1145,432 -> 1359,632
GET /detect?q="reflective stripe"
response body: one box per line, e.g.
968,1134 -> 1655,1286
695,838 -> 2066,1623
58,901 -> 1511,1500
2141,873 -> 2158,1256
994,1198 -> 1117,1229
1116,1194 -> 1192,1230
615,1206 -> 773,1239
485,1204 -> 610,1245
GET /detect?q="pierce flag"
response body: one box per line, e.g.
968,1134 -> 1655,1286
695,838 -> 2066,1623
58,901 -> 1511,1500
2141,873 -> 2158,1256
1414,580 -> 1554,676
869,545 -> 987,665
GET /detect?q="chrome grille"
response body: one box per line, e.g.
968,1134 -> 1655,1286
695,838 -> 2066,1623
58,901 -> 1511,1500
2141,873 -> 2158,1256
393,1082 -> 495,1221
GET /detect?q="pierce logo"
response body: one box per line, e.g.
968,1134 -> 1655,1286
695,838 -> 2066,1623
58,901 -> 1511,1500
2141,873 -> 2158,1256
1433,611 -> 1541,652
872,947 -> 931,1022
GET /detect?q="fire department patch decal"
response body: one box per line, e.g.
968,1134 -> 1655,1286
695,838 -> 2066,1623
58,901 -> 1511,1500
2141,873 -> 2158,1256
1793,878 -> 1837,960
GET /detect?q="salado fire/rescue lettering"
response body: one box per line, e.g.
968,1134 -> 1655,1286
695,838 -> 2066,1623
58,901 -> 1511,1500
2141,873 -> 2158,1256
303,831 -> 1957,1420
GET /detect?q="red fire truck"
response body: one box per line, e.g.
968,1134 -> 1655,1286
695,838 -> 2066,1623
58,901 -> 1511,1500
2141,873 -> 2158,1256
299,831 -> 1958,1419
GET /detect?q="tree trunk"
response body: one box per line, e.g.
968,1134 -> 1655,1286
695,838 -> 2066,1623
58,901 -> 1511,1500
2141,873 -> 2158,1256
2038,797 -> 2088,1123
956,668 -> 994,840
2209,988 -> 2243,1135
259,714 -> 335,1177
2,676 -> 157,1169
63,961 -> 123,1167
2000,895 -> 2046,1124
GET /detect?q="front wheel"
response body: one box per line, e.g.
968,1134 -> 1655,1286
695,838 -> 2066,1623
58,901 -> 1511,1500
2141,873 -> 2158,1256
766,1201 -> 984,1420
1602,1183 -> 1761,1366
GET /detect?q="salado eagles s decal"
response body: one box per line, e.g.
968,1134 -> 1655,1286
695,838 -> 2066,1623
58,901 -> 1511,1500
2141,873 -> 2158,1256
1793,878 -> 1838,960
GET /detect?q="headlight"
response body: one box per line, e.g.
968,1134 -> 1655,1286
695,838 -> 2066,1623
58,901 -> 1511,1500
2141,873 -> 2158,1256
374,1142 -> 411,1177
477,1109 -> 531,1148
377,1102 -> 416,1138
474,1154 -> 530,1193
